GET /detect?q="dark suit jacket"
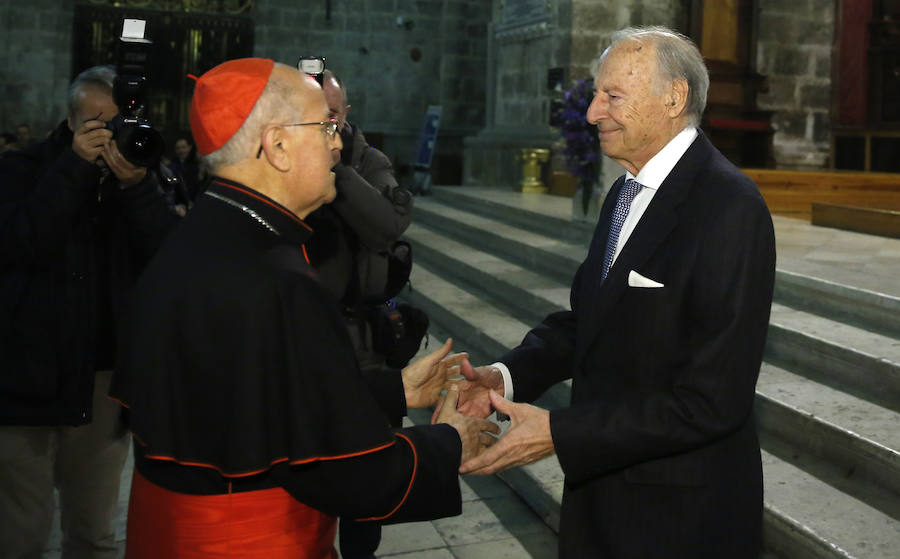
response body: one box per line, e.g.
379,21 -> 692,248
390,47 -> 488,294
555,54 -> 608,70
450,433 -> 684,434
501,132 -> 776,558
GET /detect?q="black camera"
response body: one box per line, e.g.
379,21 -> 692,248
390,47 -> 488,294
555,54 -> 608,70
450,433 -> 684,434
106,19 -> 163,168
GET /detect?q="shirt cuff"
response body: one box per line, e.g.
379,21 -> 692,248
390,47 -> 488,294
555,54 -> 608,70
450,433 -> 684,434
491,362 -> 513,402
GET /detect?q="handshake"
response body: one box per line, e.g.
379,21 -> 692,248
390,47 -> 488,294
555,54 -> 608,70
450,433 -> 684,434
401,339 -> 555,475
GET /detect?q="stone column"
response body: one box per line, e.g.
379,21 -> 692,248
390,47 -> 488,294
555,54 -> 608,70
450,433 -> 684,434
463,0 -> 566,189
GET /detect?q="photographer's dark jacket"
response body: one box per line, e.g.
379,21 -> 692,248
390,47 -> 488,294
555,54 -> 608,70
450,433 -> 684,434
305,124 -> 413,421
0,120 -> 178,426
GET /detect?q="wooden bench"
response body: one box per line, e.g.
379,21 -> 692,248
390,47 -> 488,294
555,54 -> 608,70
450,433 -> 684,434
742,169 -> 900,219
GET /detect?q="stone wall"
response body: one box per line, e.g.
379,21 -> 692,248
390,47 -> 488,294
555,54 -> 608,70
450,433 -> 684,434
255,0 -> 491,184
0,0 -> 75,136
756,0 -> 835,168
0,0 -> 845,179
0,0 -> 490,183
464,0 -> 687,190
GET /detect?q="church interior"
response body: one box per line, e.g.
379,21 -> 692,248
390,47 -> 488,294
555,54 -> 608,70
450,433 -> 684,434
2,0 -> 899,557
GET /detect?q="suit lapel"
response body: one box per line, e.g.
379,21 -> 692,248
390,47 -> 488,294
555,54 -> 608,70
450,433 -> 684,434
576,133 -> 715,357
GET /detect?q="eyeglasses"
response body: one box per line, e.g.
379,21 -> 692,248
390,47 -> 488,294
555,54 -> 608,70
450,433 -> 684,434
256,119 -> 338,158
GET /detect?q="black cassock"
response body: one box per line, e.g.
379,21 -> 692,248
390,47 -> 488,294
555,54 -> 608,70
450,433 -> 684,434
111,178 -> 461,557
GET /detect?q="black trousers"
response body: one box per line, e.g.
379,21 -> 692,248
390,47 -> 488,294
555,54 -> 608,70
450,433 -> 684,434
339,517 -> 381,558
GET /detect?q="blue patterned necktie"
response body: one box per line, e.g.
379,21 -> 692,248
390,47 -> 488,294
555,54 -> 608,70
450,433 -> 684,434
601,178 -> 643,282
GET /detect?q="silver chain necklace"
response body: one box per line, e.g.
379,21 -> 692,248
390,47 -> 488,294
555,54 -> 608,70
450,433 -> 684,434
204,190 -> 280,236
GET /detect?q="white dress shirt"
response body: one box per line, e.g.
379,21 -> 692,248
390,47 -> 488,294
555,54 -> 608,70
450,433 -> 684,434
494,127 -> 699,401
612,126 -> 698,265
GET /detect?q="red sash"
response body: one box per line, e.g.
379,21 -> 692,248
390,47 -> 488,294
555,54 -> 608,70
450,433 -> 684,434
126,469 -> 337,559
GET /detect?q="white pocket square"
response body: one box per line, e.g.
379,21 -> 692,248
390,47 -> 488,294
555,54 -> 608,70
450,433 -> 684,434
628,270 -> 664,288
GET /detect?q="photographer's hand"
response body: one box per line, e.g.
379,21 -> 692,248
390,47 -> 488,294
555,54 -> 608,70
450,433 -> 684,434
102,141 -> 147,187
72,120 -> 112,163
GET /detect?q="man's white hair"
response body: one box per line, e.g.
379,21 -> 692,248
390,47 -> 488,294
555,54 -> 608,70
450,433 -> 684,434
604,26 -> 710,127
202,62 -> 303,172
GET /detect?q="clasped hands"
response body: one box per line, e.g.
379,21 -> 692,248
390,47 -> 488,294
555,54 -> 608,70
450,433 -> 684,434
402,339 -> 554,475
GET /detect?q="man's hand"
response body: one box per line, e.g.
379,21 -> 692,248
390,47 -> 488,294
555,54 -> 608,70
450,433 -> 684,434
401,338 -> 468,409
459,390 -> 554,475
102,141 -> 147,187
431,360 -> 504,421
72,120 -> 112,163
435,385 -> 501,464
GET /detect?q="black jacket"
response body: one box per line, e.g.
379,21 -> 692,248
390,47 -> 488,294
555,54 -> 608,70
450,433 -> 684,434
306,123 -> 411,307
503,133 -> 775,557
0,120 -> 178,426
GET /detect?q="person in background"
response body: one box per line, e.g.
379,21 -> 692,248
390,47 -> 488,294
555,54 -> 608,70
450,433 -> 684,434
167,134 -> 205,202
305,68 -> 416,559
15,123 -> 33,149
0,65 -> 178,559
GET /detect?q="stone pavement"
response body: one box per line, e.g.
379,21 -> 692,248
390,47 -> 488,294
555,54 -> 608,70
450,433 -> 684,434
42,186 -> 900,558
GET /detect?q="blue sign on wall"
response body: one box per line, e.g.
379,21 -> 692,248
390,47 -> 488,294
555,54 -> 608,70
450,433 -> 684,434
414,105 -> 442,169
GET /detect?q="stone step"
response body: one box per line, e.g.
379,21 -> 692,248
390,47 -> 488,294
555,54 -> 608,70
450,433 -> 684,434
761,448 -> 900,559
427,186 -> 596,245
412,197 -> 585,285
404,260 -> 900,558
774,269 -> 900,340
416,190 -> 900,337
765,305 -> 900,412
406,223 -> 569,327
756,363 -> 900,513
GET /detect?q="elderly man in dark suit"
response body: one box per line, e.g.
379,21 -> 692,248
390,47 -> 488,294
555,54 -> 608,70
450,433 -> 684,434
449,26 -> 776,558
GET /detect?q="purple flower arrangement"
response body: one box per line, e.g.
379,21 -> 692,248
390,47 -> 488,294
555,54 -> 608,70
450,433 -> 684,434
554,78 -> 599,214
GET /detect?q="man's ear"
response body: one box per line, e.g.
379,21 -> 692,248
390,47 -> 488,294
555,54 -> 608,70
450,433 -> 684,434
344,104 -> 351,118
66,113 -> 76,133
667,79 -> 688,118
261,125 -> 291,172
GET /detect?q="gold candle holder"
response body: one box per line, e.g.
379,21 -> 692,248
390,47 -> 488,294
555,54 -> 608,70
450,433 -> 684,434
516,148 -> 550,193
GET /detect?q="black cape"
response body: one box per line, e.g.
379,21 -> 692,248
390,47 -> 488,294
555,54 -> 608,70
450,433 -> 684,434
112,178 -> 406,475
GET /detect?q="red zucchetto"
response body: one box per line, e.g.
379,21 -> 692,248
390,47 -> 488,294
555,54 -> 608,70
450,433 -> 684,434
189,58 -> 275,156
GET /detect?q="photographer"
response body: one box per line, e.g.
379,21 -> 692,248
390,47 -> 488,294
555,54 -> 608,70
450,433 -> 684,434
304,69 -> 417,559
0,65 -> 177,558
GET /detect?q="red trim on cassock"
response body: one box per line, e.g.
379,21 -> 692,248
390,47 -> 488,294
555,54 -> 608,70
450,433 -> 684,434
357,432 -> 419,521
126,469 -> 337,558
107,395 -> 130,408
131,431 -> 396,478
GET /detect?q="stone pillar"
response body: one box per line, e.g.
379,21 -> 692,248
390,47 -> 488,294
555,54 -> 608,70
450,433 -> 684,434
463,0 -> 565,189
464,0 -> 686,190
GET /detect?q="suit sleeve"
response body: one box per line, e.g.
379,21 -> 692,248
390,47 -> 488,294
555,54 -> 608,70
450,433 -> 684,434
272,423 -> 462,523
499,263 -> 585,403
549,191 -> 775,485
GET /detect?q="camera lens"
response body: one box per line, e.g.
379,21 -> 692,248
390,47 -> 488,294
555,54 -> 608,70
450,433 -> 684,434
115,123 -> 163,168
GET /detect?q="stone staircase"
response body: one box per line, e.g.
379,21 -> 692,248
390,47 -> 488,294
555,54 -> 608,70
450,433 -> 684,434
401,186 -> 900,559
